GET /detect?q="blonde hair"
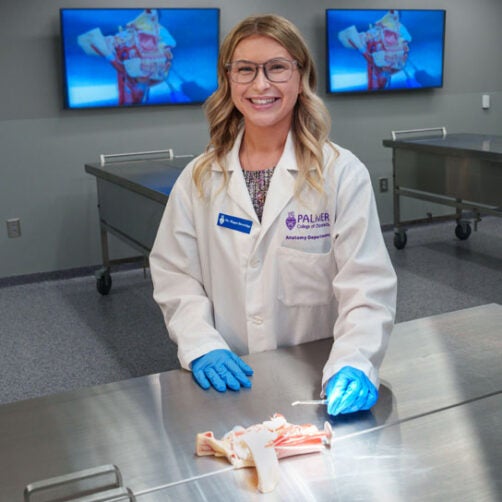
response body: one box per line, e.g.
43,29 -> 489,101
193,14 -> 333,196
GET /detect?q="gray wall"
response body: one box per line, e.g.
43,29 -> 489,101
1,0 -> 501,279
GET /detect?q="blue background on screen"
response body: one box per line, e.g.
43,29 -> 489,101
61,9 -> 219,108
326,9 -> 445,93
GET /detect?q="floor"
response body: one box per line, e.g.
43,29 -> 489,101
0,217 -> 501,405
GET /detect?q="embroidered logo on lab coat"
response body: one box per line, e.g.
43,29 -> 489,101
285,211 -> 297,230
284,211 -> 331,245
284,211 -> 330,231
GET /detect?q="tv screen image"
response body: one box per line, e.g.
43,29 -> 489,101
326,9 -> 446,94
60,8 -> 220,109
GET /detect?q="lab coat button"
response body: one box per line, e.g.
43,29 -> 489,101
251,315 -> 263,325
250,258 -> 260,268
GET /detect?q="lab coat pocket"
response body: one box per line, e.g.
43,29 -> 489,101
277,247 -> 335,306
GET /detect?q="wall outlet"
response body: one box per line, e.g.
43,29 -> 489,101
379,177 -> 389,193
6,218 -> 21,238
482,94 -> 490,109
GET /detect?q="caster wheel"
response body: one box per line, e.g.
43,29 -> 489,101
97,273 -> 112,295
455,223 -> 471,240
393,232 -> 407,250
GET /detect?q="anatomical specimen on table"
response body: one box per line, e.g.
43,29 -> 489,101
195,413 -> 332,493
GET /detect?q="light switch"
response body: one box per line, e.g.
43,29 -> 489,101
482,94 -> 490,109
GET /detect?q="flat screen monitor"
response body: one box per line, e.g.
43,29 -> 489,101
60,8 -> 220,109
326,9 -> 446,94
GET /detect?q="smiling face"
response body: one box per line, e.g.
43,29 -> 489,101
228,34 -> 302,134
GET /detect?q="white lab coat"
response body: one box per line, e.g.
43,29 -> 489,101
150,130 -> 397,391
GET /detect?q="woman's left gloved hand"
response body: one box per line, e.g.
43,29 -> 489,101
325,366 -> 378,416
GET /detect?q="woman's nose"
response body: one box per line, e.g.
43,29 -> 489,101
252,67 -> 271,89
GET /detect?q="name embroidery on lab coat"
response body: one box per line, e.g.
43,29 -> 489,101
217,213 -> 253,234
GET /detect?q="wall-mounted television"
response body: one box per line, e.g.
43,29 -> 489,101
60,8 -> 220,109
326,9 -> 446,94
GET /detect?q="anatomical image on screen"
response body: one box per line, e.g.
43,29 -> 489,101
60,8 -> 219,109
326,9 -> 446,94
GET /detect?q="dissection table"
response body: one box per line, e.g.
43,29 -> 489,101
85,151 -> 190,294
383,128 -> 502,249
1,304 -> 501,500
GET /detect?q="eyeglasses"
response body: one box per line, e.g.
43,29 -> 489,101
225,58 -> 299,84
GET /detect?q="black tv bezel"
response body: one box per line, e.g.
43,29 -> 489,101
325,8 -> 446,96
59,7 -> 221,110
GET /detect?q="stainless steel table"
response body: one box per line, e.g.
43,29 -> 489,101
1,304 -> 501,501
382,129 -> 502,249
85,156 -> 187,295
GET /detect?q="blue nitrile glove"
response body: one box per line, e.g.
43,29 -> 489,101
326,366 -> 378,416
191,349 -> 254,392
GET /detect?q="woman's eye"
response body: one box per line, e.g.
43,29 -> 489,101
267,62 -> 287,72
236,65 -> 254,74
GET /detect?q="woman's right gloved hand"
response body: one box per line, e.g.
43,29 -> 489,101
325,366 -> 378,416
191,349 -> 254,392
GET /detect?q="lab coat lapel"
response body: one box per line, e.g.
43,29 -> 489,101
259,133 -> 297,236
220,131 -> 256,220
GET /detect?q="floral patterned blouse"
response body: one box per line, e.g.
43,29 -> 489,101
242,167 -> 275,222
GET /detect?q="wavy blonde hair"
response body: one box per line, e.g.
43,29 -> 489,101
193,14 -> 334,196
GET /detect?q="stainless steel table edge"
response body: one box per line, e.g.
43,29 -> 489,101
1,303 -> 501,500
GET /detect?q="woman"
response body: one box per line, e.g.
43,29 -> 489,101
150,14 -> 397,416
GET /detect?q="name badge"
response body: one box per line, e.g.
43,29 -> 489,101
217,213 -> 253,234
